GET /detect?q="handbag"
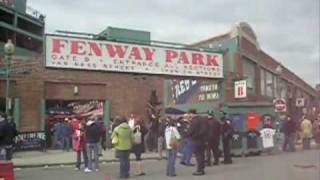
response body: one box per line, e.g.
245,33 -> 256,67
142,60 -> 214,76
112,132 -> 119,145
169,127 -> 180,150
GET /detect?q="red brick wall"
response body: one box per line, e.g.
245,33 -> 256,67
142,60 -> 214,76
0,59 -> 164,131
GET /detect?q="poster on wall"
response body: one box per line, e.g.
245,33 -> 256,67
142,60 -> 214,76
45,35 -> 223,78
166,79 -> 220,106
46,100 -> 104,120
234,80 -> 247,98
15,131 -> 46,152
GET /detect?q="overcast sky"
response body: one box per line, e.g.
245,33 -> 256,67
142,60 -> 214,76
28,0 -> 320,87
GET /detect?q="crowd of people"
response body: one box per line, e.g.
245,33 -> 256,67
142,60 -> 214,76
49,116 -> 107,172
1,109 -> 320,179
108,110 -> 320,179
281,115 -> 320,152
109,109 -> 235,178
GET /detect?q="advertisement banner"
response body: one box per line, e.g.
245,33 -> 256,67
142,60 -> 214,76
166,79 -> 220,105
15,131 -> 46,151
45,35 -> 223,78
46,100 -> 103,119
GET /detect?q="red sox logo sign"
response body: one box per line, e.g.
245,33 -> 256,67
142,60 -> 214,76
234,80 -> 247,98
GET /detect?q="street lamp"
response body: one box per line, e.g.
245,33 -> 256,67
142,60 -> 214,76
4,39 -> 15,115
274,64 -> 283,151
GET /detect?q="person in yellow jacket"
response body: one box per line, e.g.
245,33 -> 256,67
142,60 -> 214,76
111,116 -> 134,179
300,116 -> 313,150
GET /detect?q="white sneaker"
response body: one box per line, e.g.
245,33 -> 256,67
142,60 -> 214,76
74,167 -> 80,171
84,168 -> 92,173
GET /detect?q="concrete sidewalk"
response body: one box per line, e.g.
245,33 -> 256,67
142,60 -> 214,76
12,142 -> 318,168
12,149 -> 161,168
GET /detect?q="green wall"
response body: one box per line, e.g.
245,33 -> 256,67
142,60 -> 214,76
0,42 -> 39,58
208,37 -> 238,73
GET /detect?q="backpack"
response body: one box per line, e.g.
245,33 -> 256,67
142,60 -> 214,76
133,126 -> 142,144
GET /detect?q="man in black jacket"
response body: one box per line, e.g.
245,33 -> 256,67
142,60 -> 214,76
86,117 -> 102,172
187,109 -> 208,176
206,112 -> 221,166
221,113 -> 234,164
0,113 -> 18,160
282,116 -> 296,152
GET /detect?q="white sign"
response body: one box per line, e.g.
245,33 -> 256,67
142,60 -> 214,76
274,98 -> 287,112
296,98 -> 305,107
45,35 -> 223,78
234,80 -> 247,98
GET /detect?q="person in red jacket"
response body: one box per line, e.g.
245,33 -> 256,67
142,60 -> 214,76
74,120 -> 89,172
71,118 -> 79,150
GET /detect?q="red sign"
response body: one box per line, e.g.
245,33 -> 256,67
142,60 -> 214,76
274,98 -> 287,112
45,35 -> 224,78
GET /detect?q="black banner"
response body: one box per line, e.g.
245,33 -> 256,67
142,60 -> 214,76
14,131 -> 46,151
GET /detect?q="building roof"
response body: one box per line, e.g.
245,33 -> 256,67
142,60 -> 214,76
190,22 -> 318,97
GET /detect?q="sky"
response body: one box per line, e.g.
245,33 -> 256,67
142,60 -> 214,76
28,0 -> 320,87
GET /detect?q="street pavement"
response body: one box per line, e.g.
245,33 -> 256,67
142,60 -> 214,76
12,149 -> 160,167
14,149 -> 320,180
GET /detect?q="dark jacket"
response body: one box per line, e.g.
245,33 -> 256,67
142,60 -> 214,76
0,120 -> 18,146
188,115 -> 209,143
177,119 -> 190,138
62,123 -> 72,137
131,124 -> 147,154
207,117 -> 221,145
158,121 -> 166,138
221,120 -> 234,142
282,120 -> 296,135
86,122 -> 101,143
97,120 -> 107,142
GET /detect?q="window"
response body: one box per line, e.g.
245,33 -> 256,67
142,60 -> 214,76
260,69 -> 266,96
266,71 -> 273,97
243,58 -> 256,94
280,80 -> 288,99
273,76 -> 278,98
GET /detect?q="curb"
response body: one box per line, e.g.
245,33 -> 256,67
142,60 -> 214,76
14,156 -> 163,169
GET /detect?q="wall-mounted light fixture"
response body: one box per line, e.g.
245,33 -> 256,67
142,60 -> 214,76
74,86 -> 79,95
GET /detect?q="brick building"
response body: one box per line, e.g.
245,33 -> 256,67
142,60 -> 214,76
190,22 -> 319,122
0,22 -> 319,132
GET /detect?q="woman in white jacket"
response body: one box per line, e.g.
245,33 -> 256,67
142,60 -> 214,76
164,118 -> 181,177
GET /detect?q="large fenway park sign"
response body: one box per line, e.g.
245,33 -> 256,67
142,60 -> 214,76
45,35 -> 223,78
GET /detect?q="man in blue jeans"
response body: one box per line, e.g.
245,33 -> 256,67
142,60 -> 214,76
179,114 -> 194,166
86,118 -> 101,172
117,150 -> 130,178
62,120 -> 72,151
180,138 -> 194,166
